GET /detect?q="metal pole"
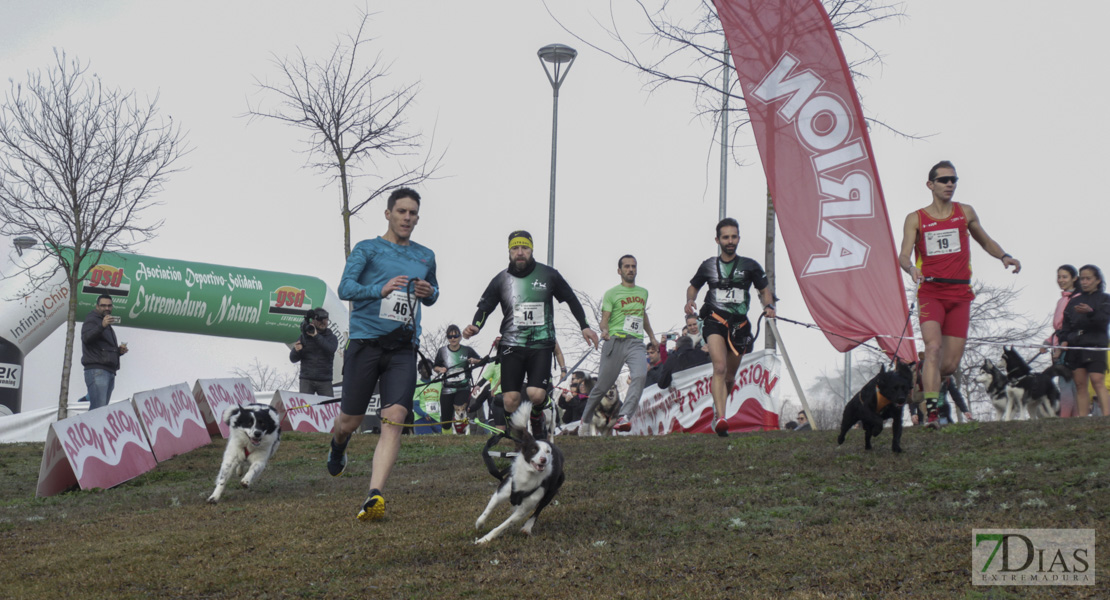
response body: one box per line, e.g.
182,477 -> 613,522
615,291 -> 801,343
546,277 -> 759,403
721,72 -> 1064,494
719,41 -> 729,221
768,320 -> 817,430
548,89 -> 559,266
538,44 -> 575,267
844,349 -> 852,404
764,187 -> 776,350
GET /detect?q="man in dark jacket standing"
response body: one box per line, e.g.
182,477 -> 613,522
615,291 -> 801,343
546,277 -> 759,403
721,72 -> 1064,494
81,294 -> 128,409
290,309 -> 338,397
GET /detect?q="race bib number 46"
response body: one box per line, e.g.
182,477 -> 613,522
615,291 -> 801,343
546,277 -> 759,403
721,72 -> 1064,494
380,291 -> 413,323
924,228 -> 961,256
513,302 -> 545,327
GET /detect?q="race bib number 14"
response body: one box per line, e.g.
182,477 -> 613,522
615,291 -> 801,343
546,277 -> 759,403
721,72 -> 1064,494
513,302 -> 545,327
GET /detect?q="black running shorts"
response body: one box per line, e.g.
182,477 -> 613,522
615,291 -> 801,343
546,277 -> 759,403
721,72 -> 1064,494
498,346 -> 553,393
701,310 -> 752,354
1065,347 -> 1108,373
340,340 -> 416,416
441,388 -> 471,409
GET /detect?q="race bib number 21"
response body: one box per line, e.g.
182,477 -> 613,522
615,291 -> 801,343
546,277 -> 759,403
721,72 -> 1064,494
715,288 -> 741,305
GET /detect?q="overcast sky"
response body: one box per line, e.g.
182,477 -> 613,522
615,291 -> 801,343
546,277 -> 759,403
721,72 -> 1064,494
3,1 -> 1108,415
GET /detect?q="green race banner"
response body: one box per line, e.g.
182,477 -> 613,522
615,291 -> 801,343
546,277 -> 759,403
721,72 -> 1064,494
69,250 -> 330,344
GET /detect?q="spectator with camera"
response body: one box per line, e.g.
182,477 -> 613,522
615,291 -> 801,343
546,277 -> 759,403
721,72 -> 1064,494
81,293 -> 129,409
289,308 -> 338,397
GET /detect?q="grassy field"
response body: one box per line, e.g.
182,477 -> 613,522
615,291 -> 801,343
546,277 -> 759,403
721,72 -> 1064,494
1,417 -> 1107,599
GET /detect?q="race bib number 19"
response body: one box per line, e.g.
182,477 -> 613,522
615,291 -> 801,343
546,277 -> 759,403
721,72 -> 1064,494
380,291 -> 413,323
924,228 -> 961,256
513,302 -> 545,327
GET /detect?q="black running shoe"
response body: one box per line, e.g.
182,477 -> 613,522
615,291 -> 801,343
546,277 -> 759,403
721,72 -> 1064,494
327,438 -> 348,477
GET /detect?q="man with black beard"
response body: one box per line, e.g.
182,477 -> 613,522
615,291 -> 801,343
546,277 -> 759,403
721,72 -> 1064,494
686,218 -> 776,437
464,230 -> 599,439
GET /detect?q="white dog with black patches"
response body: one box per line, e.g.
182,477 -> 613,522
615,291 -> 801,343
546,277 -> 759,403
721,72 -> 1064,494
207,403 -> 282,504
475,429 -> 565,544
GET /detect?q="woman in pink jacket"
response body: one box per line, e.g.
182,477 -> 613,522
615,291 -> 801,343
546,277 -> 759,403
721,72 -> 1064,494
1046,265 -> 1079,416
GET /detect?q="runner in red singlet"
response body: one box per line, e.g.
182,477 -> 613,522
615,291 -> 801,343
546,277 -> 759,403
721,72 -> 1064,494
898,161 -> 1021,426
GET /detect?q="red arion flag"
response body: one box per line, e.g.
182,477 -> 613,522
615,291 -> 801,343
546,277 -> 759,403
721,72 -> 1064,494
715,0 -> 915,362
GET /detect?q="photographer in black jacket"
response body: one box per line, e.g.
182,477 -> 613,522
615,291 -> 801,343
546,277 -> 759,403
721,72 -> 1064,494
82,294 -> 129,409
290,308 -> 338,397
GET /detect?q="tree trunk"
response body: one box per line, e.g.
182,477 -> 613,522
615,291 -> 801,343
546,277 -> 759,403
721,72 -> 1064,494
57,272 -> 80,420
340,159 -> 352,258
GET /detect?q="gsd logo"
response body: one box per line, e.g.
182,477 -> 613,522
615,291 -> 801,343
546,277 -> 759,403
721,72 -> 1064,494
82,264 -> 132,298
268,286 -> 314,317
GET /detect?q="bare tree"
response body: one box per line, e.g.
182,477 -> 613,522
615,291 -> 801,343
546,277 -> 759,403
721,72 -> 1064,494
549,0 -> 913,161
806,350 -> 889,408
246,9 -> 444,258
418,324 -> 450,363
233,358 -> 299,392
556,288 -> 604,376
0,50 -> 187,419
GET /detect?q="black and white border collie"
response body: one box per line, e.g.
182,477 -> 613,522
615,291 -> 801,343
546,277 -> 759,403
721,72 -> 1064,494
475,430 -> 565,544
207,403 -> 282,504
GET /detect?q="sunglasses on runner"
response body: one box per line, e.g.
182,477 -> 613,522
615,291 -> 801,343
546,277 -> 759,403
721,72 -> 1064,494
932,176 -> 958,184
447,334 -> 460,339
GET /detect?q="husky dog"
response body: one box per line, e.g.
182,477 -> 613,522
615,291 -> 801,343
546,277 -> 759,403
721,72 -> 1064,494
475,430 -> 565,544
837,362 -> 915,452
586,385 -> 622,436
207,404 -> 282,504
976,359 -> 1026,421
1001,347 -> 1071,419
979,351 -> 1071,420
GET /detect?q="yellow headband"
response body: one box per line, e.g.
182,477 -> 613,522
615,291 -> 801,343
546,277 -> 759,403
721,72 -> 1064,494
508,236 -> 533,249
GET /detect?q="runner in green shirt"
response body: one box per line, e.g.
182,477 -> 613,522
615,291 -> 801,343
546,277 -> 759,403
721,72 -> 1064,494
580,254 -> 658,433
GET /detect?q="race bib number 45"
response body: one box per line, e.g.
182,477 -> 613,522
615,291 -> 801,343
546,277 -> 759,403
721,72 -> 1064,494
924,228 -> 961,256
380,291 -> 414,323
623,314 -> 644,335
513,302 -> 545,327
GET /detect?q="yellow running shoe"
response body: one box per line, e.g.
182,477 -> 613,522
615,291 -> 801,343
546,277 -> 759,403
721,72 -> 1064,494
357,491 -> 385,521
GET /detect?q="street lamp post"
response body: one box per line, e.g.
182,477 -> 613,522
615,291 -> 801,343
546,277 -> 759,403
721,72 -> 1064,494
537,43 -> 577,267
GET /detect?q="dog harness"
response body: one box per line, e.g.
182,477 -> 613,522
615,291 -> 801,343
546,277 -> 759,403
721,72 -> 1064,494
708,311 -> 753,356
874,388 -> 890,413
